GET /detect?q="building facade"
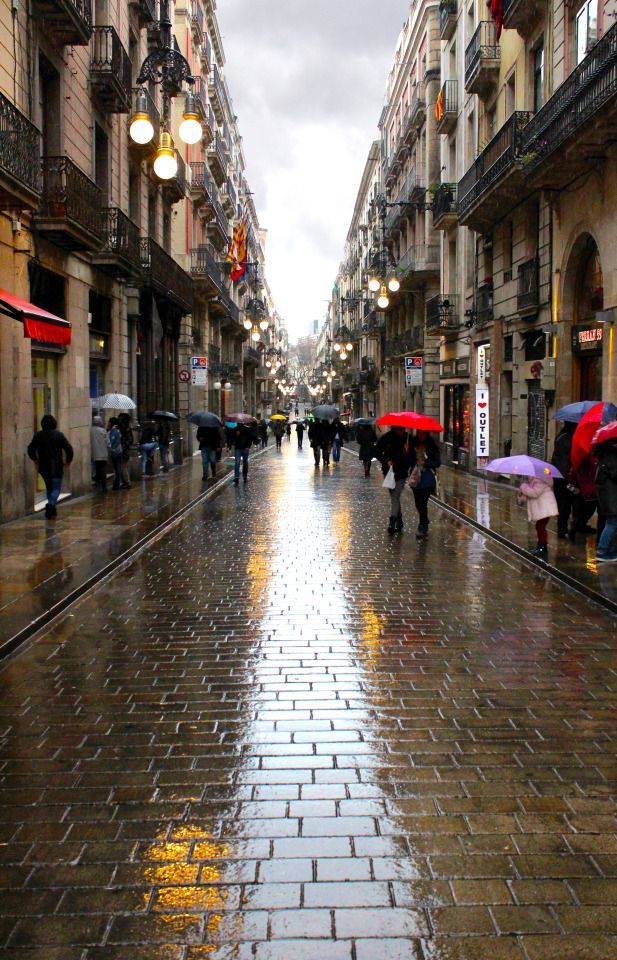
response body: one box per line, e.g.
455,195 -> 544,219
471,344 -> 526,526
0,0 -> 282,522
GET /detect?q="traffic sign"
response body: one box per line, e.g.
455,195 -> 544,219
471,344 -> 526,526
178,369 -> 190,383
191,356 -> 208,386
404,356 -> 423,386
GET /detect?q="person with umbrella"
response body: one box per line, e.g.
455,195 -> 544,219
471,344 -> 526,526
331,419 -> 345,464
196,424 -> 223,481
517,469 -> 559,559
408,430 -> 441,539
226,416 -> 254,484
257,416 -> 268,448
551,420 -> 576,538
592,424 -> 617,562
296,419 -> 305,450
376,426 -> 414,534
272,419 -> 285,451
355,418 -> 377,477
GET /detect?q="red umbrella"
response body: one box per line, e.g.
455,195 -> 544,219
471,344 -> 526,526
571,402 -> 616,470
376,411 -> 444,432
591,420 -> 617,448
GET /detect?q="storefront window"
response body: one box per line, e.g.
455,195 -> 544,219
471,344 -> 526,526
444,384 -> 471,454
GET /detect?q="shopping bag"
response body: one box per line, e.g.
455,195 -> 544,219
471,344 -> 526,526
382,467 -> 396,490
407,465 -> 422,488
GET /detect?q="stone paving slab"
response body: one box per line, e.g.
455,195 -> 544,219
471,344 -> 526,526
0,444 -> 616,957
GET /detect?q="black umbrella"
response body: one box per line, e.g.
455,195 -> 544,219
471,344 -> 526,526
149,410 -> 178,420
354,417 -> 376,426
312,404 -> 339,423
188,411 -> 223,427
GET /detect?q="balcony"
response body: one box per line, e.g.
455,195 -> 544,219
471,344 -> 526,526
432,182 -> 458,230
128,88 -> 160,157
140,237 -> 193,313
457,111 -> 533,232
201,34 -> 213,72
208,64 -> 225,123
160,150 -> 186,204
128,0 -> 155,24
436,80 -> 458,135
244,345 -> 261,367
426,295 -> 460,334
221,177 -> 236,216
191,1 -> 204,43
517,258 -> 539,316
503,0 -> 545,38
208,131 -> 227,185
397,243 -> 440,284
189,161 -> 214,203
521,22 -> 617,190
386,328 -> 424,358
411,82 -> 426,128
440,0 -> 457,40
476,283 -> 493,328
90,27 -> 132,113
0,92 -> 42,210
191,244 -> 226,299
32,0 -> 92,46
465,21 -> 500,97
92,207 -> 141,278
35,156 -> 103,251
205,194 -> 229,249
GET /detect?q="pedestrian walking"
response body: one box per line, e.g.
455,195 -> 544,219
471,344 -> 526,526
285,423 -> 291,442
118,414 -> 132,488
308,419 -> 331,467
197,424 -> 223,480
139,421 -> 158,477
551,421 -> 575,538
331,419 -> 345,463
27,414 -> 74,519
376,426 -> 413,534
91,415 -> 110,492
228,421 -> 253,484
272,421 -> 284,451
408,431 -> 441,539
108,417 -> 124,490
356,422 -> 377,477
258,419 -> 268,448
567,452 -> 599,541
595,436 -> 617,562
517,474 -> 559,558
296,421 -> 305,449
156,419 -> 171,473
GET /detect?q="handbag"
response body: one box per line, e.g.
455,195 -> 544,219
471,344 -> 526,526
407,465 -> 422,488
382,466 -> 396,490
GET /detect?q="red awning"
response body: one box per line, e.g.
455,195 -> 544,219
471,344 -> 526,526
0,288 -> 72,346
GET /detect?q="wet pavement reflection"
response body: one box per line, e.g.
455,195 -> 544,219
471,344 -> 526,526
0,444 -> 617,959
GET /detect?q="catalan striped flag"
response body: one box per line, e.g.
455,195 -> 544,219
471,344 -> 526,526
226,219 -> 247,282
435,87 -> 444,123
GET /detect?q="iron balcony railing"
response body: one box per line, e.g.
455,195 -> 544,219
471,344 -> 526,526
209,63 -> 225,115
140,237 -> 193,312
39,156 -> 103,240
193,77 -> 207,118
138,0 -> 155,22
37,0 -> 93,44
385,329 -> 423,356
398,165 -> 425,204
476,283 -> 493,326
437,79 -> 458,119
440,0 -> 457,36
191,1 -> 204,41
202,34 -> 212,69
411,82 -> 426,121
132,86 -> 160,131
208,342 -> 221,365
100,206 -> 141,267
210,131 -> 227,173
0,91 -> 41,200
90,26 -> 132,112
517,258 -> 539,312
246,345 -> 261,363
190,244 -> 224,293
226,177 -> 237,208
458,111 -> 533,219
521,21 -> 617,176
465,21 -> 500,86
432,182 -> 457,223
207,193 -> 228,239
190,161 -> 215,197
426,294 -> 459,331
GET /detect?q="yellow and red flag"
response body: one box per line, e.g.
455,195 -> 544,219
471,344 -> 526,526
226,219 -> 247,282
435,87 -> 444,123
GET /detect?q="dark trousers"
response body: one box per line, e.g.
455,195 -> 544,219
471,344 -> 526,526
572,495 -> 596,531
553,479 -> 573,535
413,488 -> 432,529
536,517 -> 549,545
234,447 -> 249,480
111,456 -> 123,490
94,460 -> 107,491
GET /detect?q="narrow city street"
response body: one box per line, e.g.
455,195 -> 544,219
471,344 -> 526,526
1,443 -> 616,960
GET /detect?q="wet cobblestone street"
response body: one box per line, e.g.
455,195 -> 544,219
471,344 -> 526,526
1,444 -> 617,959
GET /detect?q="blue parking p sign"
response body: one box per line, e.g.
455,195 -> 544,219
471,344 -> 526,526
405,356 -> 423,386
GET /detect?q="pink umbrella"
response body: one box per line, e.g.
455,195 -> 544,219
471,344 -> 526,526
484,455 -> 563,479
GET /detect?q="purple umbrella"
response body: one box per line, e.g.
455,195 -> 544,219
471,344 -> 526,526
483,455 -> 563,480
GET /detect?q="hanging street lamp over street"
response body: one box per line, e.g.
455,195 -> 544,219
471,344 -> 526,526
388,276 -> 400,293
243,317 -> 253,331
129,91 -> 155,144
178,94 -> 202,144
377,284 -> 390,310
368,276 -> 381,293
152,131 -> 178,180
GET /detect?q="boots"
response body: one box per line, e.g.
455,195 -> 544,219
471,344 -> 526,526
416,525 -> 428,540
387,516 -> 396,534
531,543 -> 548,558
364,464 -> 370,478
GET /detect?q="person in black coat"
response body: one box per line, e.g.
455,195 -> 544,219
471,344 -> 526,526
595,438 -> 617,562
308,419 -> 333,467
356,422 -> 377,477
227,422 -> 253,484
197,425 -> 223,480
296,421 -> 305,449
376,427 -> 413,533
27,414 -> 74,519
408,431 -> 441,539
551,421 -> 575,538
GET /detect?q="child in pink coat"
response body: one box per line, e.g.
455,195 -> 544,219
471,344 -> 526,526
518,475 -> 559,559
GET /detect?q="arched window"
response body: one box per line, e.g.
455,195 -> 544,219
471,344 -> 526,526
576,242 -> 603,321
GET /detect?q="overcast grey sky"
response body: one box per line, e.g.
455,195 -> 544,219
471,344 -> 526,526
217,0 -> 409,343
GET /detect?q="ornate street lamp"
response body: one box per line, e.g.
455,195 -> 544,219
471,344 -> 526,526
129,0 -> 203,178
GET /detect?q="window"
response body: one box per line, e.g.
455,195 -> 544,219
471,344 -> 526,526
576,0 -> 598,64
503,220 -> 513,277
505,71 -> 516,119
533,42 -> 544,111
94,124 -> 109,202
39,54 -> 61,156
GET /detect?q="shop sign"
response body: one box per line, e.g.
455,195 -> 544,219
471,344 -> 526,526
405,356 -> 423,386
571,325 -> 604,355
455,357 -> 470,376
441,360 -> 455,377
475,385 -> 490,459
477,344 -> 490,384
191,355 -> 208,385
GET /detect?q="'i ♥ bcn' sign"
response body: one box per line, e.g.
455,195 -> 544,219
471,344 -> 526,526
476,385 -> 490,459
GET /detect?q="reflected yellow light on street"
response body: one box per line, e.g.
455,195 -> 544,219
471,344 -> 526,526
359,603 -> 386,662
143,863 -> 198,885
154,885 -> 228,912
332,507 -> 351,561
143,841 -> 191,861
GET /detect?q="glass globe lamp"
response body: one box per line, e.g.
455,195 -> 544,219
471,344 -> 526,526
368,276 -> 381,293
153,132 -> 177,180
388,276 -> 400,293
377,284 -> 390,310
178,95 -> 203,144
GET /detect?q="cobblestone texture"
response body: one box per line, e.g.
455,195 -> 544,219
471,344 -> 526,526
0,444 -> 616,958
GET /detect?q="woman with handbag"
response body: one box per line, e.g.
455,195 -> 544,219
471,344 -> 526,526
376,426 -> 413,533
408,431 -> 441,539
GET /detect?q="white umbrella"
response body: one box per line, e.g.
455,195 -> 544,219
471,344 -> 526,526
96,393 -> 137,410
